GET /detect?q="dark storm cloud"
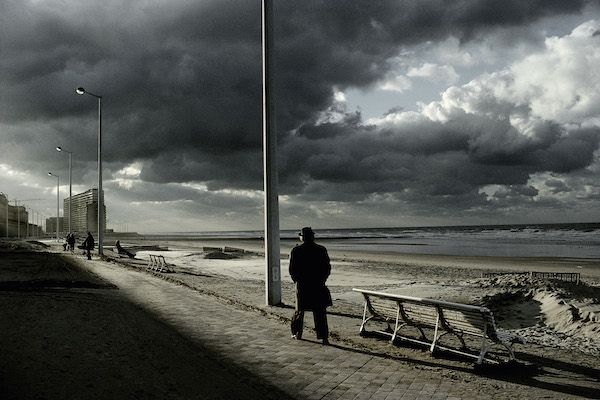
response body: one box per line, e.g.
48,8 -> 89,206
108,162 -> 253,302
0,0 -> 595,207
545,178 -> 571,194
279,107 -> 600,202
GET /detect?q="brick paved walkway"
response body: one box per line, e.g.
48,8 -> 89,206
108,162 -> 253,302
84,258 -> 596,399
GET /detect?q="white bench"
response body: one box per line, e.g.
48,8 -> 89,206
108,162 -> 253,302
353,288 -> 525,364
147,254 -> 174,273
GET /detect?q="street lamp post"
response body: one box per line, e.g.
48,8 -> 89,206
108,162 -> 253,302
0,192 -> 7,238
48,172 -> 60,242
75,87 -> 103,255
262,0 -> 281,305
14,199 -> 21,238
56,147 -> 72,234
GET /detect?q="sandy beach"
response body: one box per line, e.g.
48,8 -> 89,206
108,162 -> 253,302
1,236 -> 599,398
118,235 -> 600,356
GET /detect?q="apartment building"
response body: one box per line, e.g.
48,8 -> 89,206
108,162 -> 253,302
63,189 -> 106,235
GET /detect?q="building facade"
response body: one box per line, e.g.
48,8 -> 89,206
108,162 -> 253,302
0,192 -> 38,237
63,189 -> 106,235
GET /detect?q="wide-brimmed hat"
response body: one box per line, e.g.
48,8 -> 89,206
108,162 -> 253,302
299,227 -> 314,238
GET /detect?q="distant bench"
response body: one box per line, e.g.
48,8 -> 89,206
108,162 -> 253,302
147,254 -> 174,273
352,288 -> 525,365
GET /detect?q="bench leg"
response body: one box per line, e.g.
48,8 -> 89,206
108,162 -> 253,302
476,334 -> 489,364
391,312 -> 400,343
478,342 -> 516,365
359,302 -> 369,335
430,312 -> 441,352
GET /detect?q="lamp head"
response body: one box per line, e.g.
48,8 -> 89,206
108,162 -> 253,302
56,146 -> 62,152
76,87 -> 85,95
48,172 -> 52,176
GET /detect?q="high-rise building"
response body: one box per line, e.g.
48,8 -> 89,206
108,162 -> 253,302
63,189 -> 105,235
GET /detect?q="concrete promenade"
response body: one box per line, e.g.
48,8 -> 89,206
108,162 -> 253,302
0,250 -> 597,399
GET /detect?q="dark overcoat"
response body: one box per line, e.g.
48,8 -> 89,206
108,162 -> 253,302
83,235 -> 95,250
289,241 -> 332,311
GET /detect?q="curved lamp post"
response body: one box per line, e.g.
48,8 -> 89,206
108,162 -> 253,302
56,147 -> 72,235
75,87 -> 103,255
48,172 -> 60,242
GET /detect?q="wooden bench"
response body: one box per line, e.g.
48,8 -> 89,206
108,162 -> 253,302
353,288 -> 525,364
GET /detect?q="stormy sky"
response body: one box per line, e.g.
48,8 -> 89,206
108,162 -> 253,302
1,0 -> 600,233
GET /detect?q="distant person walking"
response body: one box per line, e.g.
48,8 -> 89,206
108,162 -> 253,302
289,227 -> 332,344
82,232 -> 95,260
67,233 -> 76,253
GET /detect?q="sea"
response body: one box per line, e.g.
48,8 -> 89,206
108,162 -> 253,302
153,222 -> 600,261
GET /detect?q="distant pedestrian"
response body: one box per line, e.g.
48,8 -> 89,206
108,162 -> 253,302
67,233 -> 76,253
82,232 -> 95,260
289,227 -> 332,344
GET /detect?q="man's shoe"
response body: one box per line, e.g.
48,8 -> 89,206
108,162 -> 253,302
291,334 -> 302,340
322,338 -> 329,345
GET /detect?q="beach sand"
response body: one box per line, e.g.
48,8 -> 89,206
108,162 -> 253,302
1,237 -> 599,398
120,237 -> 600,356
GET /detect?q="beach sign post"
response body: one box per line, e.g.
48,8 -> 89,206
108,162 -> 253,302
262,0 -> 282,306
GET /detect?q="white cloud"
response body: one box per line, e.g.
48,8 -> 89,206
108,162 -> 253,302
406,63 -> 459,85
509,20 -> 600,123
114,162 -> 142,190
404,20 -> 600,132
118,162 -> 142,177
422,37 -> 478,67
333,91 -> 347,102
379,74 -> 412,92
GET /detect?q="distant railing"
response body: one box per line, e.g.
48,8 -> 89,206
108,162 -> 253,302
482,271 -> 580,284
529,271 -> 580,284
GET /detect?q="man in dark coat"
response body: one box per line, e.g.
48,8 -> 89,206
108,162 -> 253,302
289,227 -> 332,344
82,232 -> 95,260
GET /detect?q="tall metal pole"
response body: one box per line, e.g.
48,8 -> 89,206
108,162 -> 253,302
57,147 -> 73,234
48,173 -> 60,242
76,88 -> 103,255
1,193 -> 7,238
57,179 -> 60,241
97,95 -> 103,255
262,0 -> 281,305
16,200 -> 20,238
69,152 -> 72,234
